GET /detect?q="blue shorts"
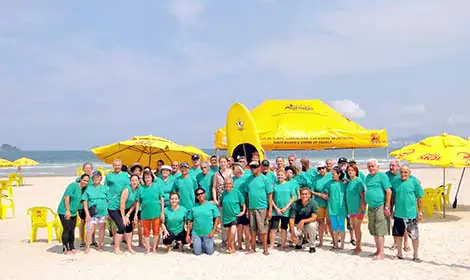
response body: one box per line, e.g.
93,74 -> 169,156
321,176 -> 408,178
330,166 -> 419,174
330,215 -> 346,232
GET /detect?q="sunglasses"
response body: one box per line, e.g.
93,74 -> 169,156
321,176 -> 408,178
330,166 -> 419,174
196,192 -> 205,196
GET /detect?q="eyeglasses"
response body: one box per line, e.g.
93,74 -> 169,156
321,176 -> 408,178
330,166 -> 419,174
196,192 -> 205,196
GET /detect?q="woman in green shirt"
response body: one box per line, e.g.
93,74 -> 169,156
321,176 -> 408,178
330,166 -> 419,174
221,177 -> 246,254
82,171 -> 108,253
233,163 -> 250,251
120,174 -> 140,254
346,163 -> 366,254
57,174 -> 90,254
136,171 -> 164,254
325,167 -> 348,250
270,169 -> 296,249
161,192 -> 188,252
159,165 -> 175,208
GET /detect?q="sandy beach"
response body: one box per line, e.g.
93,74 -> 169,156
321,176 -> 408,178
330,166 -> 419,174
1,168 -> 469,280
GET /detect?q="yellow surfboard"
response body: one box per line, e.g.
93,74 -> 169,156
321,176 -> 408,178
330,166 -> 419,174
225,102 -> 264,163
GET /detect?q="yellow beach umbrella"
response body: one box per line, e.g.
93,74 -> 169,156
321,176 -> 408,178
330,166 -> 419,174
390,133 -> 470,168
390,133 -> 470,216
0,158 -> 13,168
91,135 -> 209,169
12,157 -> 39,167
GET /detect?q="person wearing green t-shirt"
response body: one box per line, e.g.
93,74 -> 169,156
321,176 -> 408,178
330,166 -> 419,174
221,177 -> 246,254
209,155 -> 220,174
232,163 -> 251,251
82,171 -> 108,253
57,174 -> 89,254
325,167 -> 348,250
196,163 -> 214,202
365,159 -> 392,261
391,165 -> 424,262
261,160 -> 277,186
119,174 -> 140,254
162,192 -> 189,252
270,169 -> 296,249
136,171 -> 165,254
105,159 -> 130,254
345,164 -> 366,254
172,162 -> 198,210
75,162 -> 94,248
189,154 -> 202,179
285,166 -> 301,197
311,162 -> 332,247
159,165 -> 175,208
187,187 -> 220,255
244,161 -> 273,256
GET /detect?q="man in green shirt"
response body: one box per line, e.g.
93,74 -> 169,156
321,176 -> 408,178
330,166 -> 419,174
189,154 -> 202,179
365,159 -> 392,261
172,162 -> 197,210
209,155 -> 220,173
244,161 -> 273,255
261,160 -> 277,185
289,187 -> 318,253
391,165 -> 424,262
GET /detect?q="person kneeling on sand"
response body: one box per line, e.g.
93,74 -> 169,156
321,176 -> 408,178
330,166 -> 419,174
289,187 -> 318,253
391,165 -> 424,262
161,192 -> 189,252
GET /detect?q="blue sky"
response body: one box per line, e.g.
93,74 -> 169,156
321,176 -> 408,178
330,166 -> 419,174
1,0 -> 470,150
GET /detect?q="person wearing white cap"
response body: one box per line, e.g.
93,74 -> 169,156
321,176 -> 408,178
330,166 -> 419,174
311,161 -> 333,247
159,165 -> 175,208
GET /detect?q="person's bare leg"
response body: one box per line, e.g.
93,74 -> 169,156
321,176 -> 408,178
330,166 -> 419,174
412,239 -> 420,260
353,218 -> 362,253
339,232 -> 346,249
248,231 -> 257,253
143,236 -> 150,254
370,236 -> 380,256
395,236 -> 403,258
269,229 -> 276,249
332,232 -> 339,249
98,223 -> 105,252
404,232 -> 411,251
374,236 -> 385,260
244,226 -> 251,251
85,224 -> 94,254
138,221 -> 144,247
236,225 -> 243,250
280,229 -> 287,248
80,219 -> 86,246
125,232 -> 135,254
152,236 -> 158,253
114,233 -> 123,254
261,233 -> 269,255
318,220 -> 324,247
349,229 -> 354,243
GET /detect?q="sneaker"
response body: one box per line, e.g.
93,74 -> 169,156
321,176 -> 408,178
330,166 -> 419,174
309,247 -> 316,253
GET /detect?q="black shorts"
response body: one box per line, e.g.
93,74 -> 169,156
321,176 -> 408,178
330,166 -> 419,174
237,215 -> 249,226
224,221 -> 237,228
346,216 -> 353,231
78,209 -> 86,220
392,217 -> 419,240
270,216 -> 289,230
163,230 -> 187,245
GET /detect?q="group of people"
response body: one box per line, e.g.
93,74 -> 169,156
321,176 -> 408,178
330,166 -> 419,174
57,152 -> 424,261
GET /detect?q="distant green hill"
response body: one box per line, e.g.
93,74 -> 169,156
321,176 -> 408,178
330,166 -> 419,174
0,144 -> 21,152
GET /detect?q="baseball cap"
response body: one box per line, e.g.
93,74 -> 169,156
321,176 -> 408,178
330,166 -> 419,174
316,162 -> 327,168
180,162 -> 189,168
191,154 -> 200,161
249,161 -> 260,168
261,159 -> 270,167
160,165 -> 172,171
338,157 -> 348,164
91,170 -> 102,177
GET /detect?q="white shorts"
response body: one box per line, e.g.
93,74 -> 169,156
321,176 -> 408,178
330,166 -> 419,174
87,216 -> 107,231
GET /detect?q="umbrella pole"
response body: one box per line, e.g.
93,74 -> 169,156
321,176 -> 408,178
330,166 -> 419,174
443,168 -> 446,218
452,168 -> 466,209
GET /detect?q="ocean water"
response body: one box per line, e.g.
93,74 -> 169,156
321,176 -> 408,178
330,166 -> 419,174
0,149 -> 396,177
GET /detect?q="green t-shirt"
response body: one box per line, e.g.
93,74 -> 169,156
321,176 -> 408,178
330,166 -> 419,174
221,189 -> 245,224
392,178 -> 424,219
164,206 -> 188,235
365,172 -> 391,208
57,182 -> 82,216
189,167 -> 202,179
159,176 -> 175,208
210,166 -> 220,174
312,173 -> 332,208
346,177 -> 365,215
138,184 -> 164,220
290,198 -> 318,224
273,182 -> 296,217
233,176 -> 246,192
187,202 -> 220,236
81,184 -> 108,217
326,181 -> 347,217
172,175 -> 197,210
75,176 -> 93,210
244,174 -> 273,210
288,179 -> 301,194
263,171 -> 277,186
386,171 -> 418,191
294,172 -> 311,188
196,172 -> 214,201
306,167 -> 319,182
125,185 -> 140,210
105,172 -> 130,211
244,169 -> 252,177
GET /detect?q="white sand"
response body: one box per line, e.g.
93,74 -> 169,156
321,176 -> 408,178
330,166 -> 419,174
1,168 -> 470,280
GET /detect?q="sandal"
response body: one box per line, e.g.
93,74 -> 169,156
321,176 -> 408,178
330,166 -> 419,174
412,257 -> 422,263
392,255 -> 404,260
